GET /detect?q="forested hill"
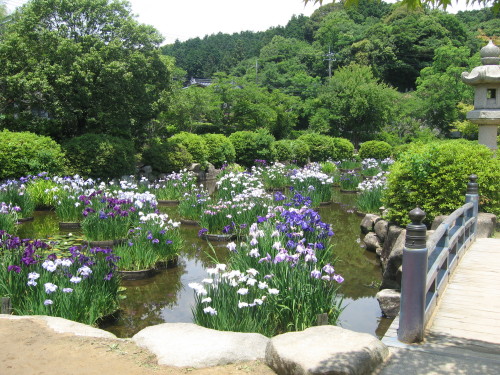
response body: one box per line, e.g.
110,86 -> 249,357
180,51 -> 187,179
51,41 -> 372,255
162,1 -> 499,91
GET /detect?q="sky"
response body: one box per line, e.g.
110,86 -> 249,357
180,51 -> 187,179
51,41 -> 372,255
4,0 -> 486,45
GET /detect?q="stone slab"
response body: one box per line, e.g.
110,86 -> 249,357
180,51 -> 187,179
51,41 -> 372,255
132,322 -> 269,368
0,314 -> 117,339
265,325 -> 389,375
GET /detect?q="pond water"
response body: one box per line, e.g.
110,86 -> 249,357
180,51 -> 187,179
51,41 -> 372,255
16,188 -> 393,338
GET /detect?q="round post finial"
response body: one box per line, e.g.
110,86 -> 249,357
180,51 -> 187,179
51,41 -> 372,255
406,207 -> 427,249
467,174 -> 479,195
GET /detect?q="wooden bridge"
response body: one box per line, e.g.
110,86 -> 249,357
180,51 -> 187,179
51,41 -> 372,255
380,176 -> 500,374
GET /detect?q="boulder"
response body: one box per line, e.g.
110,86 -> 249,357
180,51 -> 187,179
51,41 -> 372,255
376,289 -> 401,318
477,213 -> 497,238
380,229 -> 406,290
132,323 -> 269,368
265,325 -> 389,375
380,225 -> 403,267
363,232 -> 383,255
189,163 -> 204,174
205,163 -> 219,180
374,219 -> 389,243
360,214 -> 379,235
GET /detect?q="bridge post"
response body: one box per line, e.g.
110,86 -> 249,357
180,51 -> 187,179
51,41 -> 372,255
465,174 -> 479,235
398,207 -> 427,343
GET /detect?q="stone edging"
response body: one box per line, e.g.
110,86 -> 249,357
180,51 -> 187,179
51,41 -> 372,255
0,315 -> 389,374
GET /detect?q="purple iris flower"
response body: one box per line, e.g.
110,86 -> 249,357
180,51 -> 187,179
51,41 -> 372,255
7,265 -> 21,273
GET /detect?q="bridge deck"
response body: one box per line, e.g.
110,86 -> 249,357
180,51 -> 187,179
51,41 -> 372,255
380,238 -> 500,374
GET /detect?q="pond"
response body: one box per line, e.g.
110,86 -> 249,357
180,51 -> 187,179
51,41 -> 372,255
16,188 -> 393,338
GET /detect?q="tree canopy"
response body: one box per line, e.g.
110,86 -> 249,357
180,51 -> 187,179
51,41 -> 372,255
0,0 -> 173,142
304,0 -> 499,13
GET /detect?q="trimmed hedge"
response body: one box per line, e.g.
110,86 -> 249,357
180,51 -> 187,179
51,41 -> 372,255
359,140 -> 392,160
142,140 -> 194,175
169,132 -> 208,166
201,133 -> 236,168
273,139 -> 310,166
272,140 -> 294,163
63,134 -> 135,179
0,130 -> 67,179
297,133 -> 334,162
229,130 -> 275,167
332,137 -> 354,161
384,140 -> 499,226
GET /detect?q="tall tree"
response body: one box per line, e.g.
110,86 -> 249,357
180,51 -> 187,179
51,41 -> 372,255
0,0 -> 173,142
312,64 -> 398,145
304,0 -> 499,13
415,44 -> 476,132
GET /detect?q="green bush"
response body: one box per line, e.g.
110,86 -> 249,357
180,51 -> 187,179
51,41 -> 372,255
229,130 -> 275,167
272,140 -> 294,162
384,140 -> 500,226
201,133 -> 235,168
297,133 -> 334,162
289,139 -> 310,166
170,132 -> 208,166
331,137 -> 354,161
63,134 -> 135,179
375,131 -> 401,147
273,140 -> 311,166
392,143 -> 413,160
359,140 -> 392,160
0,130 -> 67,180
142,140 -> 194,174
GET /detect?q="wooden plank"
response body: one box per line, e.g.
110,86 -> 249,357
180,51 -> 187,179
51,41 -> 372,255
425,239 -> 500,349
438,306 -> 500,320
441,291 -> 500,301
431,320 -> 500,335
436,301 -> 500,314
432,315 -> 500,329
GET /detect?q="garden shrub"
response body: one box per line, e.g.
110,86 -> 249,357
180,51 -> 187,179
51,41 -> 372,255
169,132 -> 208,166
375,131 -> 401,147
0,130 -> 67,180
273,140 -> 294,162
392,143 -> 413,160
201,133 -> 235,168
142,140 -> 194,174
63,134 -> 135,179
331,137 -> 354,161
229,130 -> 275,167
272,139 -> 310,166
289,139 -> 310,166
297,133 -> 334,162
384,140 -> 500,226
359,140 -> 392,160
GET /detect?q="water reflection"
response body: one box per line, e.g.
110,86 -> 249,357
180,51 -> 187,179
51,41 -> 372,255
15,190 -> 392,338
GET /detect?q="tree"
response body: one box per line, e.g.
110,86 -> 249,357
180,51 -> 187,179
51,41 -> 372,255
304,0 -> 499,13
0,0 -> 173,143
415,44 -> 476,132
313,64 -> 398,145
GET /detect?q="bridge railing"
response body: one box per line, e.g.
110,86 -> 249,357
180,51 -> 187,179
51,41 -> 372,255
397,175 -> 479,343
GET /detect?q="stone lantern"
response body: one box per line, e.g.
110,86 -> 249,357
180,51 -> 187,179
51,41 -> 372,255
462,40 -> 500,152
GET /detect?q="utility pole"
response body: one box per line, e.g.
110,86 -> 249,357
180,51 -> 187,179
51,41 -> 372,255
324,47 -> 335,79
255,59 -> 259,84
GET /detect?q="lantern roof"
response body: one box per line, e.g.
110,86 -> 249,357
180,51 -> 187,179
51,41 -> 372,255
462,41 -> 500,85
